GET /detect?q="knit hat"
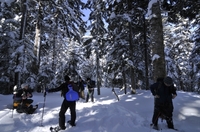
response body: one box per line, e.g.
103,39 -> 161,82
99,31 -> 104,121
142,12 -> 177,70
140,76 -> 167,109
21,83 -> 28,89
64,75 -> 70,81
164,76 -> 173,86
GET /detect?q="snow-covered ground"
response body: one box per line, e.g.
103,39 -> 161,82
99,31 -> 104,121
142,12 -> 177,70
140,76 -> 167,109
0,88 -> 200,132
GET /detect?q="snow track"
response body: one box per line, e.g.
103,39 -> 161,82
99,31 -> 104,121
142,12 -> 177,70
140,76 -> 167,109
0,89 -> 199,132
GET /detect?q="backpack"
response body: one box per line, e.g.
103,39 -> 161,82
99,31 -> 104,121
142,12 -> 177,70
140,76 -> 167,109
65,84 -> 79,101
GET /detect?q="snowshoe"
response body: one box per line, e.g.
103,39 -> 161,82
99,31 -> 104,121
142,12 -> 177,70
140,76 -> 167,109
50,126 -> 65,132
50,126 -> 61,132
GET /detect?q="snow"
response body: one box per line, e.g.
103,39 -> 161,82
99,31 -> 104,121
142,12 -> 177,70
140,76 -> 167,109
0,0 -> 15,7
110,12 -> 116,19
0,88 -> 200,132
146,0 -> 159,19
152,54 -> 160,61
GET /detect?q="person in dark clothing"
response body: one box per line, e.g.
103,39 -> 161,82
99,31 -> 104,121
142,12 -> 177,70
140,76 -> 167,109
86,78 -> 95,102
78,77 -> 85,91
15,83 -> 33,105
78,77 -> 85,99
14,83 -> 38,114
150,76 -> 177,130
48,75 -> 78,130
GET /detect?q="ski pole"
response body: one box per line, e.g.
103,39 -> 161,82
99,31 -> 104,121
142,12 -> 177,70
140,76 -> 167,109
41,87 -> 47,126
11,96 -> 15,118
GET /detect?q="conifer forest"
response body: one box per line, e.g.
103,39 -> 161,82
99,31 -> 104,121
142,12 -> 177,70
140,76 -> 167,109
0,0 -> 199,94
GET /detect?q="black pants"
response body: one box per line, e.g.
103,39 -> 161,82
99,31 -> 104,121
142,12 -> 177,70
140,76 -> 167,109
59,99 -> 76,128
22,99 -> 33,105
152,102 -> 174,128
86,90 -> 94,102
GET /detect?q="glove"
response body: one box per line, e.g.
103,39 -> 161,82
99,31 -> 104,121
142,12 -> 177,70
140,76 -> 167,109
154,95 -> 160,98
172,94 -> 177,99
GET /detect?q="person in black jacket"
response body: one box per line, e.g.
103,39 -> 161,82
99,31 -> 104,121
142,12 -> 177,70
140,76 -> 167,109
15,83 -> 33,105
14,83 -> 38,114
150,76 -> 177,130
48,75 -> 78,130
86,78 -> 95,102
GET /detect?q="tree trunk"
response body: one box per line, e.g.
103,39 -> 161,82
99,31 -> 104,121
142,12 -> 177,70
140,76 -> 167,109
33,0 -> 42,75
96,43 -> 100,95
15,0 -> 27,87
150,1 -> 166,81
127,0 -> 136,94
143,15 -> 149,90
122,69 -> 127,94
52,14 -> 58,71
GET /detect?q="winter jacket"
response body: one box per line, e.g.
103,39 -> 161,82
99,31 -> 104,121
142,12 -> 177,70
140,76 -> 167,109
87,80 -> 95,90
15,88 -> 33,100
78,80 -> 85,91
150,81 -> 177,104
48,81 -> 79,101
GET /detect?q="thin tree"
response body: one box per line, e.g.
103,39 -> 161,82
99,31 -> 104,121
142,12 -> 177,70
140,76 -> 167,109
15,0 -> 28,87
33,0 -> 42,75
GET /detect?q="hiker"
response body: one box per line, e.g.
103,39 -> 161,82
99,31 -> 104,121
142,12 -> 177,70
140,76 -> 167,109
150,76 -> 177,130
78,77 -> 85,99
48,75 -> 79,130
86,78 -> 95,102
15,83 -> 33,106
14,83 -> 38,114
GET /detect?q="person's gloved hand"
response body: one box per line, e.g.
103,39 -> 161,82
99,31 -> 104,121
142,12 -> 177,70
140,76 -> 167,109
154,95 -> 160,98
172,94 -> 177,99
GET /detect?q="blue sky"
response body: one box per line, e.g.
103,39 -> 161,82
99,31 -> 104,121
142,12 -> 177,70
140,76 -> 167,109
82,0 -> 90,22
82,8 -> 90,23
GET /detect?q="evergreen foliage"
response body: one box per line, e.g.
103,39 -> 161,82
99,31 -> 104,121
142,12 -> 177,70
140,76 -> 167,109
0,0 -> 199,94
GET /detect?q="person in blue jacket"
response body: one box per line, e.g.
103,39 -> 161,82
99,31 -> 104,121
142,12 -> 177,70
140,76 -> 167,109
150,76 -> 177,130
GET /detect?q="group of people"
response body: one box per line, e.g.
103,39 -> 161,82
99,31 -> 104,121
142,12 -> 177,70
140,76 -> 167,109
12,76 -> 95,115
13,75 -> 177,131
47,75 -> 177,131
13,83 -> 38,114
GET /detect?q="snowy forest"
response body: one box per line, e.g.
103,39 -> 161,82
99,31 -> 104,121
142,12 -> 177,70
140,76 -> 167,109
0,0 -> 199,94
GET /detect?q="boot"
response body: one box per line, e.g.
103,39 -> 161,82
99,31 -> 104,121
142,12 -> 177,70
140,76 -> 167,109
167,119 -> 174,129
150,123 -> 159,130
67,120 -> 76,127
